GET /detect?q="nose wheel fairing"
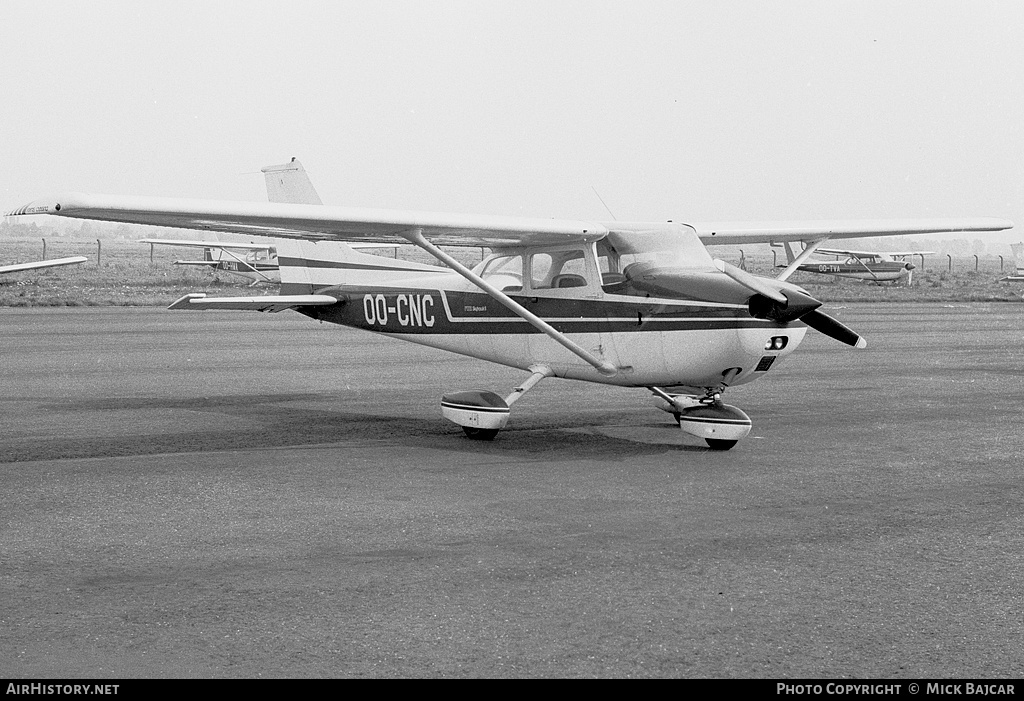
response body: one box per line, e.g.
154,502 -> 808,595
650,387 -> 751,450
676,401 -> 752,447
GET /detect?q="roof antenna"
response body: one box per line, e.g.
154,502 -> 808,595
591,186 -> 618,220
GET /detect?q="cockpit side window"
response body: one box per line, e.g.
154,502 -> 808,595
480,254 -> 524,292
529,253 -> 554,288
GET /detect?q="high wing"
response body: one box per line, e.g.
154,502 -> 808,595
691,219 -> 1011,245
0,256 -> 88,275
10,195 -> 1009,249
11,193 -> 606,248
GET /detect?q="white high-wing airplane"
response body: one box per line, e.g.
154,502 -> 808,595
139,238 -> 280,285
0,256 -> 88,276
6,176 -> 1012,449
771,243 -> 935,285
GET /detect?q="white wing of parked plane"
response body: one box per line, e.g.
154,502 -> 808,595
0,256 -> 88,275
815,247 -> 936,260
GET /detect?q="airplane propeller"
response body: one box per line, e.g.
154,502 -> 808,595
714,260 -> 867,348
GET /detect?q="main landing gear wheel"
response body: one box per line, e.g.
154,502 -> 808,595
441,368 -> 553,442
462,426 -> 499,441
705,438 -> 738,451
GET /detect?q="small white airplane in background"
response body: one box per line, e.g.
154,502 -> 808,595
0,256 -> 87,277
771,242 -> 933,285
7,166 -> 1012,450
139,238 -> 280,285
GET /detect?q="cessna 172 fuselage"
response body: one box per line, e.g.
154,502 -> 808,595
7,177 -> 1012,450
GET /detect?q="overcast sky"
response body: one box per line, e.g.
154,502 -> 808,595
3,1 -> 1021,244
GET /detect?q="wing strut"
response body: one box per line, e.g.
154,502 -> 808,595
776,238 -> 829,281
403,229 -> 617,377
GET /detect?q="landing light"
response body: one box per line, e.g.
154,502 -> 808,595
765,336 -> 788,351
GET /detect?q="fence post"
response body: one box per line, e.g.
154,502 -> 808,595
973,254 -> 979,272
947,254 -> 952,272
999,256 -> 1004,271
917,253 -> 925,271
42,238 -> 46,260
97,239 -> 102,266
150,243 -> 154,263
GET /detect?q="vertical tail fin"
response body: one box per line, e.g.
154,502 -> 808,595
261,158 -> 324,205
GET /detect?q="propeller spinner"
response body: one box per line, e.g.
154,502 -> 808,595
714,260 -> 867,348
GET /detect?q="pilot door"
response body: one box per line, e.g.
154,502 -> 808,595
523,244 -> 621,374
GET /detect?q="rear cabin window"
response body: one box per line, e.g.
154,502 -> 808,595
529,250 -> 590,290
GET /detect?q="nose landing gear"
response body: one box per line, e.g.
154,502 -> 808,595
649,386 -> 752,451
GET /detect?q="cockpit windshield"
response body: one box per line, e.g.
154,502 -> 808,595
600,223 -> 714,272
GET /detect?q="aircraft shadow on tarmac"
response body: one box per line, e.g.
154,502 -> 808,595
11,392 -> 698,464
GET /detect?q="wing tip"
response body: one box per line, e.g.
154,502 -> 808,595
168,293 -> 207,310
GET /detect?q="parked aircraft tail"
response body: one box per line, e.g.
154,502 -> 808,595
262,158 -> 324,205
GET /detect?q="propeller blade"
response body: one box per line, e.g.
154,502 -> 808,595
801,309 -> 867,348
713,259 -> 787,304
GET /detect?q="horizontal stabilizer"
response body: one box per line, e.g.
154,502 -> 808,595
168,293 -> 339,313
